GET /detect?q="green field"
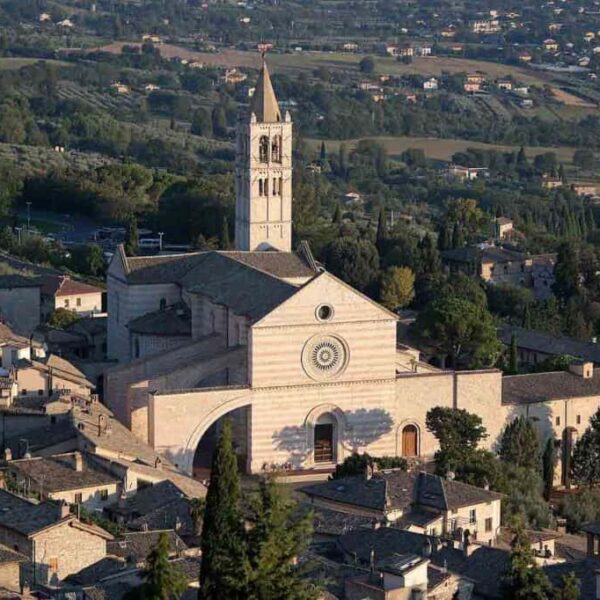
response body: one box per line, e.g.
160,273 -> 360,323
307,136 -> 578,163
0,58 -> 69,71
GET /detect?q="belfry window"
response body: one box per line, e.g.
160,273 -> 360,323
259,179 -> 264,196
259,136 -> 269,163
272,135 -> 282,163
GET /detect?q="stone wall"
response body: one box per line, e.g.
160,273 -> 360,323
0,287 -> 40,335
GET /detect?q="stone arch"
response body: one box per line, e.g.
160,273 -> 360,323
182,393 -> 253,475
304,403 -> 347,467
396,420 -> 421,458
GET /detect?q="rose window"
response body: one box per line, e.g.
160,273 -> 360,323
302,335 -> 349,380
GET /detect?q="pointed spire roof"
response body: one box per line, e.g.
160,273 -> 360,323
250,57 -> 282,123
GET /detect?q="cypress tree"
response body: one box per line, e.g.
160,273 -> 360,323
509,333 -> 518,375
522,303 -> 532,329
559,163 -> 567,184
451,222 -> 464,248
125,532 -> 187,599
418,234 -> 441,273
319,140 -> 327,163
376,208 -> 388,250
220,216 -> 231,250
338,143 -> 348,178
502,519 -> 553,599
332,204 -> 342,224
587,206 -> 596,233
517,146 -> 528,166
555,572 -> 580,600
499,416 -> 542,472
245,477 -> 318,599
542,437 -> 556,501
125,216 -> 139,256
199,419 -> 247,599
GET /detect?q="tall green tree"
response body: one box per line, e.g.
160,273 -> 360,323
555,572 -> 580,600
220,216 -> 231,250
499,416 -> 542,472
553,241 -> 580,303
191,108 -> 213,138
376,208 -> 388,250
124,532 -> 187,600
571,408 -> 600,487
542,437 -> 556,501
502,519 -> 553,600
125,216 -> 139,256
199,419 -> 247,599
321,237 -> 379,293
508,333 -> 518,374
245,478 -> 319,600
380,266 -> 415,310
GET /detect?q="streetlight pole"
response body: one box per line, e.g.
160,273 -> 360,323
158,232 -> 164,252
14,227 -> 22,245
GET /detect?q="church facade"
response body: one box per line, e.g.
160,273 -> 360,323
105,61 -> 600,482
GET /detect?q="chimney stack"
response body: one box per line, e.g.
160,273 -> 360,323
73,452 -> 83,472
59,500 -> 70,519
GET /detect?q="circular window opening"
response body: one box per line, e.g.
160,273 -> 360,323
316,304 -> 333,321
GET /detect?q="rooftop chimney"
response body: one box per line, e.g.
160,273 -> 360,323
59,500 -> 70,519
3,448 -> 11,462
73,452 -> 83,472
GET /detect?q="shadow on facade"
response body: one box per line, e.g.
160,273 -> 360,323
271,408 -> 393,470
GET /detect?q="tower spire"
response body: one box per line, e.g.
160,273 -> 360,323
250,57 -> 282,123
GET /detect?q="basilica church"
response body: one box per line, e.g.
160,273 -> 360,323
105,60 -> 600,482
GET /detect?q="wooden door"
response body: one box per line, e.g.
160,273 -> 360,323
402,425 -> 418,457
314,424 -> 334,463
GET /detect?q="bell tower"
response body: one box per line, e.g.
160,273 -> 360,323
235,58 -> 293,252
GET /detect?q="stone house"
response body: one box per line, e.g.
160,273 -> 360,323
40,275 -> 103,320
302,469 -> 503,546
0,276 -> 42,335
0,490 -> 111,586
0,546 -> 26,593
498,326 -> 600,367
6,451 -> 119,510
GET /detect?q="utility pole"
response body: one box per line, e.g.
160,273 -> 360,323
14,227 -> 22,245
158,231 -> 164,252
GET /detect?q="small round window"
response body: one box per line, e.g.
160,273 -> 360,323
316,304 -> 333,321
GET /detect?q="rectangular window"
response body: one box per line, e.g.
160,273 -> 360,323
74,493 -> 83,504
64,299 -> 70,308
48,557 -> 58,572
485,517 -> 493,532
100,489 -> 109,501
76,298 -> 81,307
577,415 -> 581,425
469,509 -> 476,524
556,416 -> 561,426
21,389 -> 27,396
38,389 -> 43,396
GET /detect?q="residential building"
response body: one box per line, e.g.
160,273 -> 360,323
543,38 -> 559,52
498,326 -> 600,367
471,19 -> 501,34
223,68 -> 247,85
6,451 -> 120,509
302,469 -> 503,545
496,78 -> 513,91
494,217 -> 514,239
40,275 -> 103,319
423,77 -> 438,91
447,164 -> 489,180
0,490 -> 112,586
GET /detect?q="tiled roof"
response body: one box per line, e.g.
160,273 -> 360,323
310,506 -> 374,536
498,325 -> 600,363
502,371 -> 600,404
111,479 -> 186,518
0,544 -> 26,564
64,557 -> 127,585
545,558 -> 600,600
0,275 -> 41,289
181,253 -> 298,321
107,530 -> 187,564
41,275 -> 102,297
0,489 -> 64,535
8,453 -> 118,493
124,249 -> 316,285
128,304 -> 191,337
441,246 -> 525,265
301,470 -> 501,514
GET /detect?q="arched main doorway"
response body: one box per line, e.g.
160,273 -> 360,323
314,413 -> 337,464
401,424 -> 418,457
192,405 -> 250,478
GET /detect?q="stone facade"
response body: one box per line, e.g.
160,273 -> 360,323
0,285 -> 41,335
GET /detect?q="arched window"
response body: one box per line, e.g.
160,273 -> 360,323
264,178 -> 269,196
259,136 -> 269,163
278,177 -> 283,195
401,424 -> 418,457
259,179 -> 264,196
271,135 -> 282,163
272,178 -> 278,195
